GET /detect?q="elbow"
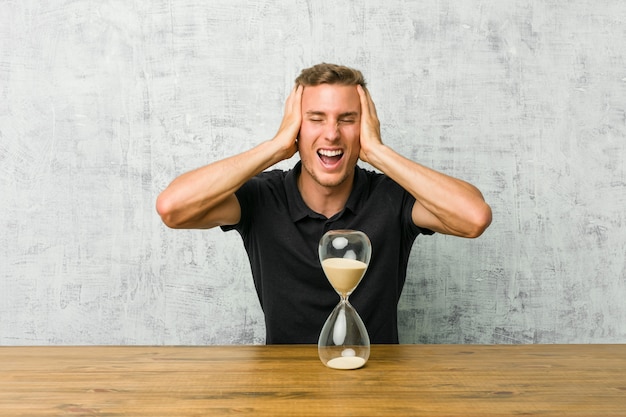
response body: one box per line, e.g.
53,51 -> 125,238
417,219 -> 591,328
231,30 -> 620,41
155,192 -> 181,229
464,202 -> 492,238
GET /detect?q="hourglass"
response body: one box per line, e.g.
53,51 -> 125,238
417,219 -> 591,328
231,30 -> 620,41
318,229 -> 371,370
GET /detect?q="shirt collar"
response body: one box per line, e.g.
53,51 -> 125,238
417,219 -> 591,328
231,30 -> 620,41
285,161 -> 366,222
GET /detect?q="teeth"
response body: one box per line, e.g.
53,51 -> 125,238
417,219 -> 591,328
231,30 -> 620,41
318,149 -> 343,157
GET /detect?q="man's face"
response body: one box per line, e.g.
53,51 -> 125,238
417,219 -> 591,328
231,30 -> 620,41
298,83 -> 361,189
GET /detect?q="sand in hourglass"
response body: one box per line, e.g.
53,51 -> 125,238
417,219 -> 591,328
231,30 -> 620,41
321,258 -> 367,295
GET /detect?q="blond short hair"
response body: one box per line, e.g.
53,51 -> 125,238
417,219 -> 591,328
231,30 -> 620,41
295,63 -> 366,87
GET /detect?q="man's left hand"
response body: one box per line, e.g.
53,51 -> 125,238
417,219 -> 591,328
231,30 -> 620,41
356,85 -> 383,164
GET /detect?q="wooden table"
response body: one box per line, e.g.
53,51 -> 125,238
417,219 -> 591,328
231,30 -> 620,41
1,344 -> 624,416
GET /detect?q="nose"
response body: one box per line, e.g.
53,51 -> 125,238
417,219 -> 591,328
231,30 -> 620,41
323,120 -> 340,141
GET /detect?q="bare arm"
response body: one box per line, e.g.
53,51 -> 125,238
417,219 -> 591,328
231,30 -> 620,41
356,86 -> 492,238
156,85 -> 303,229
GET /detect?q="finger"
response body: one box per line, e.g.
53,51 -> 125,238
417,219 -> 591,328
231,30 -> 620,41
357,85 -> 370,119
362,86 -> 378,119
293,84 -> 303,113
286,84 -> 303,114
358,85 -> 378,122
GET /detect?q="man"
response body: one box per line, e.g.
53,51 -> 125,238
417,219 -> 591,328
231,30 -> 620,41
156,63 -> 492,344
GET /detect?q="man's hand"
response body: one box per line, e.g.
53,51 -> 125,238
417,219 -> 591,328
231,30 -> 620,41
273,84 -> 303,161
356,85 -> 384,164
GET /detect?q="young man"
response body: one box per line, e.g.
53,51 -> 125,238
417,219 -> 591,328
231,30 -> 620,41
156,63 -> 492,344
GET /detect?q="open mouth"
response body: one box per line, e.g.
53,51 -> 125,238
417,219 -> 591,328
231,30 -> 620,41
318,149 -> 344,167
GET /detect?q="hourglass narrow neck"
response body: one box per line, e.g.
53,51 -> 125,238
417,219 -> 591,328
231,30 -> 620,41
339,292 -> 349,302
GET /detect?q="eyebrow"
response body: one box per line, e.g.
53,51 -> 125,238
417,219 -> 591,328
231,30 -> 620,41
305,111 -> 359,118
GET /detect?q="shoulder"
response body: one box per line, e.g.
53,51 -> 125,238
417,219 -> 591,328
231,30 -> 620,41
243,168 -> 289,191
253,168 -> 289,182
224,168 -> 292,233
355,165 -> 405,194
354,165 -> 433,235
236,168 -> 294,207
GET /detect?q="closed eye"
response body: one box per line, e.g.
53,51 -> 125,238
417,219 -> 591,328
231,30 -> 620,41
338,111 -> 359,125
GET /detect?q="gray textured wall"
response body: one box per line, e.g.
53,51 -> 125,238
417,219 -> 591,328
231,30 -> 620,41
1,0 -> 625,345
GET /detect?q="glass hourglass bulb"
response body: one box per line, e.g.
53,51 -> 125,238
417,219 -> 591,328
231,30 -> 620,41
318,230 -> 371,370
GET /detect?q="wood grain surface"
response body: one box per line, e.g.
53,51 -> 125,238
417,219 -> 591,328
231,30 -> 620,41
1,344 -> 625,416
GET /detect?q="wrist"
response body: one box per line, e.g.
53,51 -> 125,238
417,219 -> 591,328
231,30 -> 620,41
360,141 -> 388,168
268,134 -> 297,162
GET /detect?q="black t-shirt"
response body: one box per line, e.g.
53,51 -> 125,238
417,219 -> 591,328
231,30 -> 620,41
222,162 -> 433,344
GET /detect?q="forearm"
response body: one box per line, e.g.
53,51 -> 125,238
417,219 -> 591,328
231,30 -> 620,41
156,139 -> 285,228
364,143 -> 492,237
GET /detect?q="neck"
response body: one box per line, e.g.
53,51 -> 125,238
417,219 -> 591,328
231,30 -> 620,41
297,172 -> 354,219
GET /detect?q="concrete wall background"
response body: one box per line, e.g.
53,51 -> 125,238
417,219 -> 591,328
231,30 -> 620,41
1,0 -> 625,345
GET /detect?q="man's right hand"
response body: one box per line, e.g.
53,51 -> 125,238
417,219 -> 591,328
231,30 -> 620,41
273,84 -> 303,161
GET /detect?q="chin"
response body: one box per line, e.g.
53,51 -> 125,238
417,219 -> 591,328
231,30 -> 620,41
313,171 -> 351,188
